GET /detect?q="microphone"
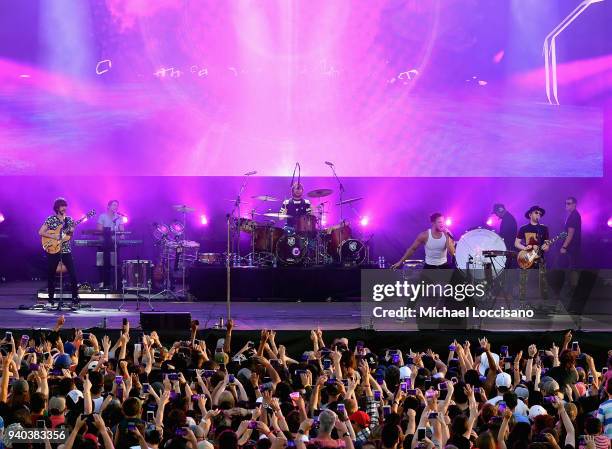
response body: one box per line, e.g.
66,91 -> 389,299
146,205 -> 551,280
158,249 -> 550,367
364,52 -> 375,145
325,161 -> 334,166
244,170 -> 257,176
116,211 -> 127,217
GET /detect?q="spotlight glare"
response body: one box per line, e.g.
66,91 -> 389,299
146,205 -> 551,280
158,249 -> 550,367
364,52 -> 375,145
444,217 -> 452,227
360,216 -> 369,227
0,213 -> 4,223
486,217 -> 493,226
607,217 -> 612,228
200,215 -> 208,226
122,216 -> 129,224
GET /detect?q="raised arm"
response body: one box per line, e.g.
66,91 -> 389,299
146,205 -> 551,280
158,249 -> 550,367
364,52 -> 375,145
392,232 -> 426,269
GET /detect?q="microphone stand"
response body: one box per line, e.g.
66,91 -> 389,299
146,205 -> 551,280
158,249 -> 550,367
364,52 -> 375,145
327,164 -> 345,222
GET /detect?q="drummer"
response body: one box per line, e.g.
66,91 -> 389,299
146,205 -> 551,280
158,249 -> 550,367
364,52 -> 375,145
280,182 -> 312,229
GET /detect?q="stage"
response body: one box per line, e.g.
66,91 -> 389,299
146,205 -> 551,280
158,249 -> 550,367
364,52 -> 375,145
2,280 -> 611,333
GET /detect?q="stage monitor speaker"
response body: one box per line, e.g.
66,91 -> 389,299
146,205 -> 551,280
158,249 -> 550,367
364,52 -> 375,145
140,312 -> 191,332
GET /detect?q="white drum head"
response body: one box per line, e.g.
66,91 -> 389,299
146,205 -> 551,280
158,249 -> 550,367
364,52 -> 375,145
456,228 -> 506,277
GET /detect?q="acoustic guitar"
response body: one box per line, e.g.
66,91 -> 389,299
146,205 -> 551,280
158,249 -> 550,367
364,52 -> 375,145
517,231 -> 567,269
41,210 -> 96,254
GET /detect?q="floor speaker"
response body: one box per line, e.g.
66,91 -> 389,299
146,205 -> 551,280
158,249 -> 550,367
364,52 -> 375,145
140,312 -> 191,331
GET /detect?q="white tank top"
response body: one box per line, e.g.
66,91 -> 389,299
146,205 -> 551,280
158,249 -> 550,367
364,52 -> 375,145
425,229 -> 447,266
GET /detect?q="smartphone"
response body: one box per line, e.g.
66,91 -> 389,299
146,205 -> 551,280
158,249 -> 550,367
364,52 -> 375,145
425,389 -> 435,398
248,421 -> 258,430
603,367 -> 608,374
82,333 -> 90,339
5,331 -> 12,339
287,441 -> 296,448
247,341 -> 255,349
438,382 -> 447,391
572,341 -> 579,351
204,370 -> 215,378
424,377 -> 432,390
448,345 -> 456,351
290,392 -> 300,401
337,403 -> 346,414
191,394 -> 201,401
143,383 -> 150,393
500,345 -> 509,357
219,363 -> 226,371
428,412 -> 438,419
127,422 -> 137,431
322,359 -> 331,370
392,353 -> 400,364
587,374 -> 594,384
37,419 -> 46,428
115,375 -> 123,384
20,335 -> 30,347
356,340 -> 364,349
228,374 -> 235,383
374,390 -> 382,401
122,318 -> 128,326
169,391 -> 178,400
147,411 -> 155,423
29,363 -> 39,371
405,356 -> 414,365
400,382 -> 407,392
168,372 -> 179,381
407,389 -> 417,395
417,428 -> 426,441
175,428 -> 187,437
383,405 -> 391,417
498,401 -> 507,412
451,377 -> 458,384
312,410 -> 320,429
474,387 -> 481,394
543,396 -> 557,404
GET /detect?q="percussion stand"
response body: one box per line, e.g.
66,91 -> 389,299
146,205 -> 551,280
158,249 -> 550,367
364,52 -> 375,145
485,254 -> 511,306
327,163 -> 345,222
175,210 -> 189,299
151,239 -> 179,300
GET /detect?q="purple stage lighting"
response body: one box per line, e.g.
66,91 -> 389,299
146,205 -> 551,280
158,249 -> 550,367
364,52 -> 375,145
122,216 -> 129,224
360,216 -> 369,227
200,215 -> 208,226
607,217 -> 612,228
486,217 -> 494,226
445,217 -> 453,227
0,213 -> 4,224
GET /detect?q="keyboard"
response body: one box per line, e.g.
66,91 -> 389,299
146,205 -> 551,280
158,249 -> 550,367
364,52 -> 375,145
74,239 -> 143,247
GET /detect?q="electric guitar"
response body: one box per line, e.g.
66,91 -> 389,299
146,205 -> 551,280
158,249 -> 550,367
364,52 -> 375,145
41,210 -> 96,254
517,231 -> 567,269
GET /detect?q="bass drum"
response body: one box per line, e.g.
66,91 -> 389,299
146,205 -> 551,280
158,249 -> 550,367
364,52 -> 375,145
253,225 -> 283,253
339,239 -> 367,265
455,228 -> 506,280
326,221 -> 352,257
276,234 -> 308,265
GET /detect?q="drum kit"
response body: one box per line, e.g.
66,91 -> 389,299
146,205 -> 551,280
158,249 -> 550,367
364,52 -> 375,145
231,188 -> 369,267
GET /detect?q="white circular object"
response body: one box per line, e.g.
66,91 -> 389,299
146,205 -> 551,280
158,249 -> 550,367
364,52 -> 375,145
455,228 -> 506,279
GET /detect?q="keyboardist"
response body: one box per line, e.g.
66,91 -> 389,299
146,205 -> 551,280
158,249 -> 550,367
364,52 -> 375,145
97,200 -> 125,289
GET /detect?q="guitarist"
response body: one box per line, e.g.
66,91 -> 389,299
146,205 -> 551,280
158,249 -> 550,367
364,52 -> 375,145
514,205 -> 550,301
37,198 -> 80,308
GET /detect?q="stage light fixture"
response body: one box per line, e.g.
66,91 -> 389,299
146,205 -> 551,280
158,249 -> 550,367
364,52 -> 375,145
0,213 -> 4,223
445,217 -> 453,227
486,217 -> 494,226
122,216 -> 129,224
607,217 -> 612,228
200,215 -> 208,225
360,216 -> 369,227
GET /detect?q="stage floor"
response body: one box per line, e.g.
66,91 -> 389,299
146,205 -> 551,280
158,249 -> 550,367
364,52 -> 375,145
0,281 -> 609,332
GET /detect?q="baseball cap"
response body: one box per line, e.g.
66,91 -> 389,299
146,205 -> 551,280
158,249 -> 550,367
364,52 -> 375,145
528,405 -> 547,420
64,342 -> 77,356
540,377 -> 560,395
349,411 -> 371,428
515,385 -> 529,400
495,372 -> 512,389
399,366 -> 411,380
479,352 -> 500,376
54,353 -> 72,369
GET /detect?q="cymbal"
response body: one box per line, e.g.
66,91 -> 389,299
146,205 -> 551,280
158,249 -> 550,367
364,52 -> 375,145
336,197 -> 363,206
252,195 -> 279,202
258,212 -> 292,219
307,188 -> 333,198
173,204 -> 195,213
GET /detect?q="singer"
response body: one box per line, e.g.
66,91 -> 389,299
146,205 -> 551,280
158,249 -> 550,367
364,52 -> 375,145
37,197 -> 81,308
391,212 -> 456,269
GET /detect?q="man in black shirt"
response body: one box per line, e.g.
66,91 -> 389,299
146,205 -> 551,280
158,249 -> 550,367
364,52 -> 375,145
493,203 -> 517,268
560,197 -> 581,268
515,205 -> 550,300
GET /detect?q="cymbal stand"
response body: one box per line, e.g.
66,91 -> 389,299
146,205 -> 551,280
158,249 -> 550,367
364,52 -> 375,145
112,217 -> 120,292
151,239 -> 179,300
327,164 -> 345,222
315,202 -> 327,265
175,210 -> 189,298
229,176 -> 250,265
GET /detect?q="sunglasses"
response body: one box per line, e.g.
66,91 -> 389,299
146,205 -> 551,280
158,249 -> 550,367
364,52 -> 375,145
565,201 -> 574,205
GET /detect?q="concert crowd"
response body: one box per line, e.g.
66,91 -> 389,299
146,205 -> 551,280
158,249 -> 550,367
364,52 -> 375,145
0,318 -> 610,449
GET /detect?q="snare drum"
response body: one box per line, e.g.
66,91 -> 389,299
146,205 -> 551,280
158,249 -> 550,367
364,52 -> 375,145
198,253 -> 223,265
177,240 -> 200,268
123,260 -> 153,290
276,234 -> 308,265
